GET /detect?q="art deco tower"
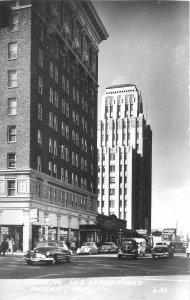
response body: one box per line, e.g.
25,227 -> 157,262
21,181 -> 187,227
97,84 -> 152,232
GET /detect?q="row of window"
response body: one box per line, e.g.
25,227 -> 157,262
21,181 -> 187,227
6,177 -> 90,210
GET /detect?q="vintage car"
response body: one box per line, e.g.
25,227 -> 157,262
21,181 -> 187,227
152,242 -> 174,259
99,242 -> 118,253
77,242 -> 98,255
23,241 -> 71,265
118,238 -> 138,259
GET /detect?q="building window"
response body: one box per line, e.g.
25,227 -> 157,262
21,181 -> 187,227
66,79 -> 70,94
49,162 -> 53,176
7,153 -> 16,168
62,99 -> 65,114
10,14 -> 18,32
72,152 -> 75,165
50,62 -> 54,78
37,156 -> 41,172
8,42 -> 17,60
62,75 -> 65,90
49,87 -> 54,103
76,91 -> 79,105
61,168 -> 64,181
65,148 -> 69,162
7,125 -> 16,142
65,170 -> 68,183
53,164 -> 57,178
66,125 -> 69,139
61,145 -> 65,159
36,182 -> 42,198
7,180 -> 16,196
81,157 -> 84,170
53,115 -> 58,132
61,122 -> 65,136
37,130 -> 42,146
8,98 -> 17,115
54,92 -> 58,107
110,201 -> 115,208
49,138 -> 53,153
75,113 -> 79,126
84,160 -> 87,172
53,140 -> 58,156
55,66 -> 58,83
39,24 -> 43,41
72,130 -> 75,143
66,102 -> 69,117
49,187 -> 53,202
38,49 -> 43,67
38,103 -> 42,120
76,133 -> 79,146
49,112 -> 53,128
38,77 -> 43,94
76,154 -> 79,167
90,163 -> 93,175
8,70 -> 17,88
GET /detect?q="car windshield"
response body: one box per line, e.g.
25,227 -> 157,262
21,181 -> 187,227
103,243 -> 112,245
121,240 -> 135,245
82,242 -> 92,246
34,247 -> 55,252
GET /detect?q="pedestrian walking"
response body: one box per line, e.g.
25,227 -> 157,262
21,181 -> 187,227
0,240 -> 9,256
8,238 -> 15,254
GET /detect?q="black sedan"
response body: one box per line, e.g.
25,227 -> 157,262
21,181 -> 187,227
24,246 -> 71,265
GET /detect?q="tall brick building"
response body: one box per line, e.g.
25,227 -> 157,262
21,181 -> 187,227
0,0 -> 108,252
97,84 -> 152,232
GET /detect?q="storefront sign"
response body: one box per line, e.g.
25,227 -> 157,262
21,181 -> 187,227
1,226 -> 9,234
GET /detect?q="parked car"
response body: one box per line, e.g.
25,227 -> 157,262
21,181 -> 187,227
77,242 -> 98,255
23,242 -> 71,265
186,242 -> 190,257
152,242 -> 174,259
118,238 -> 138,259
99,242 -> 118,253
173,241 -> 186,253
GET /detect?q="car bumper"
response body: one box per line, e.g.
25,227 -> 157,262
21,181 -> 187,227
152,253 -> 170,257
118,252 -> 137,257
24,256 -> 53,262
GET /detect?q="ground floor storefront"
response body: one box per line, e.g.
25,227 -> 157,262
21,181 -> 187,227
0,208 -> 97,252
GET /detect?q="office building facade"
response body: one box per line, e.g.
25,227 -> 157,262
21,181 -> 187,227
97,84 -> 152,232
0,0 -> 108,251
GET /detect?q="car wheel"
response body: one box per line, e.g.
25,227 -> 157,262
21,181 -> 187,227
118,254 -> 122,260
66,257 -> 70,263
152,255 -> 155,259
51,256 -> 57,265
27,260 -> 33,265
187,253 -> 189,258
133,255 -> 137,259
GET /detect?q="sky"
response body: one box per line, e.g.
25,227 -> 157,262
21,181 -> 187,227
93,0 -> 190,234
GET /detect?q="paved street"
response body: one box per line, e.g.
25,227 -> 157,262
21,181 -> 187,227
0,253 -> 189,300
0,253 -> 189,279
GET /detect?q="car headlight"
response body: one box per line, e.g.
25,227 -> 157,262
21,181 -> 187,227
46,251 -> 50,256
